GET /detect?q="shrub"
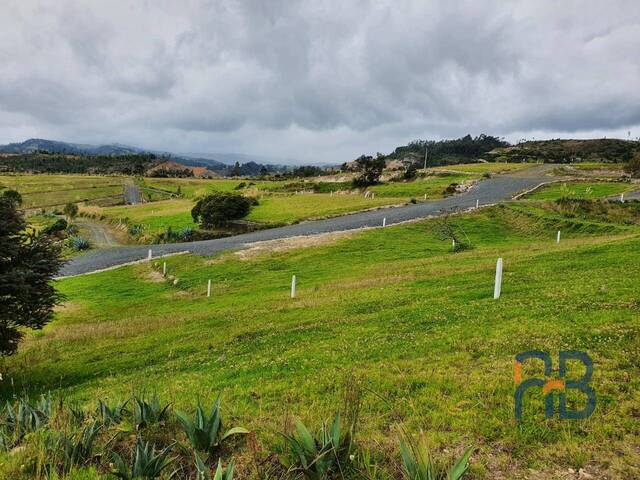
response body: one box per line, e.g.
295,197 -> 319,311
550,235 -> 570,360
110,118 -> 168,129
57,421 -> 102,471
129,225 -> 143,236
111,438 -> 175,479
282,413 -> 353,480
132,394 -> 171,429
66,224 -> 79,235
175,396 -> 248,454
625,151 -> 640,178
96,399 -> 128,427
443,183 -> 459,196
400,435 -> 472,480
352,155 -> 386,188
68,236 -> 90,251
191,193 -> 253,228
63,202 -> 79,221
482,171 -> 492,178
43,218 -> 68,235
196,454 -> 235,480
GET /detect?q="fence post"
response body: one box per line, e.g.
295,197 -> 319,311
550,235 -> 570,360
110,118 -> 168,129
207,279 -> 212,298
382,217 -> 386,227
494,258 -> 503,299
557,230 -> 561,244
291,275 -> 296,298
621,193 -> 625,203
163,262 -> 167,277
147,249 -> 152,260
476,199 -> 479,209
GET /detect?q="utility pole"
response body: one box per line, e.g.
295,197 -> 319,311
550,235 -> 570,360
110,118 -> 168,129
424,146 -> 428,170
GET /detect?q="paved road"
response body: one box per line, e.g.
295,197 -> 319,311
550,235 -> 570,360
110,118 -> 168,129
123,179 -> 143,205
60,167 -> 552,277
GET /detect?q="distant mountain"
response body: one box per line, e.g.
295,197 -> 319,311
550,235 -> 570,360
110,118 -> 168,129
0,138 -> 301,176
0,138 -> 144,156
0,138 -> 227,170
180,151 -> 296,168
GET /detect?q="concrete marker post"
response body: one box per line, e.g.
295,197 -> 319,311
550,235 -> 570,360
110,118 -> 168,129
557,230 -> 561,244
476,199 -> 480,209
494,258 -> 503,300
291,275 -> 296,298
207,279 -> 212,298
382,217 -> 386,227
621,193 -> 625,203
147,249 -> 152,261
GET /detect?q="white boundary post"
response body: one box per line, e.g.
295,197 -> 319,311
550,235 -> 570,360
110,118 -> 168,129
207,279 -> 212,298
147,249 -> 152,260
476,199 -> 480,209
162,262 -> 167,276
494,258 -> 503,300
382,217 -> 386,227
621,193 -> 625,203
557,230 -> 561,244
291,275 -> 296,298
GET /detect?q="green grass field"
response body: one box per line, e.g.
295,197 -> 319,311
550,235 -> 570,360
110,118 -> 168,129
0,174 -> 125,209
526,182 -> 632,200
91,170 -> 490,238
3,201 -> 639,478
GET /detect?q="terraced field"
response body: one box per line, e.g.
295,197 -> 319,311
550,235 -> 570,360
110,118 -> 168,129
0,174 -> 125,209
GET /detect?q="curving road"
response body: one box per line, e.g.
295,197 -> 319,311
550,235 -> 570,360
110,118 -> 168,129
59,167 -> 553,277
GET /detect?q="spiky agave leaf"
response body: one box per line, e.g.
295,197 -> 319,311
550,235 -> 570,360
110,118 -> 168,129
447,447 -> 473,480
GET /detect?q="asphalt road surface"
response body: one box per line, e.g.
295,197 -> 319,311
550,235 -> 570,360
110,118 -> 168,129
60,167 -> 553,277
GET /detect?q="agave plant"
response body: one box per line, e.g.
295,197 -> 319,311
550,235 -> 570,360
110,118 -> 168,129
97,399 -> 128,426
67,402 -> 87,426
175,396 -> 248,454
195,453 -> 235,480
132,394 -> 171,429
2,394 -> 52,440
282,413 -> 352,480
111,438 -> 176,479
58,421 -> 102,470
399,436 -> 472,480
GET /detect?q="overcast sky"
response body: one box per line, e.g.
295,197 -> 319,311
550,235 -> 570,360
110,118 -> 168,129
1,1 -> 639,164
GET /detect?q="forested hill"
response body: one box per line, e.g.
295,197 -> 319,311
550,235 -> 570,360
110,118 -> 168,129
381,134 -> 509,166
487,138 -> 640,163
377,135 -> 639,166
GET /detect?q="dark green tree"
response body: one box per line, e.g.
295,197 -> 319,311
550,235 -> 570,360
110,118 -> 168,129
0,191 -> 63,356
191,192 -> 253,228
352,155 -> 386,187
63,202 -> 79,221
625,151 -> 640,178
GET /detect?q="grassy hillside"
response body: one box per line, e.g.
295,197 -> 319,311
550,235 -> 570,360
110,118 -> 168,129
526,181 -> 634,200
2,201 -> 639,478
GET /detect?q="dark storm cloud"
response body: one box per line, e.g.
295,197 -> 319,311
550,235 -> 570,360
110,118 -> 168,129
0,0 -> 639,162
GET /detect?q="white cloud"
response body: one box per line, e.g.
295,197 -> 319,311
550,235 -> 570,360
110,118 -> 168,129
0,0 -> 638,163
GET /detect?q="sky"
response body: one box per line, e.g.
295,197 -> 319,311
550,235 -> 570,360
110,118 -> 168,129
1,1 -> 639,164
